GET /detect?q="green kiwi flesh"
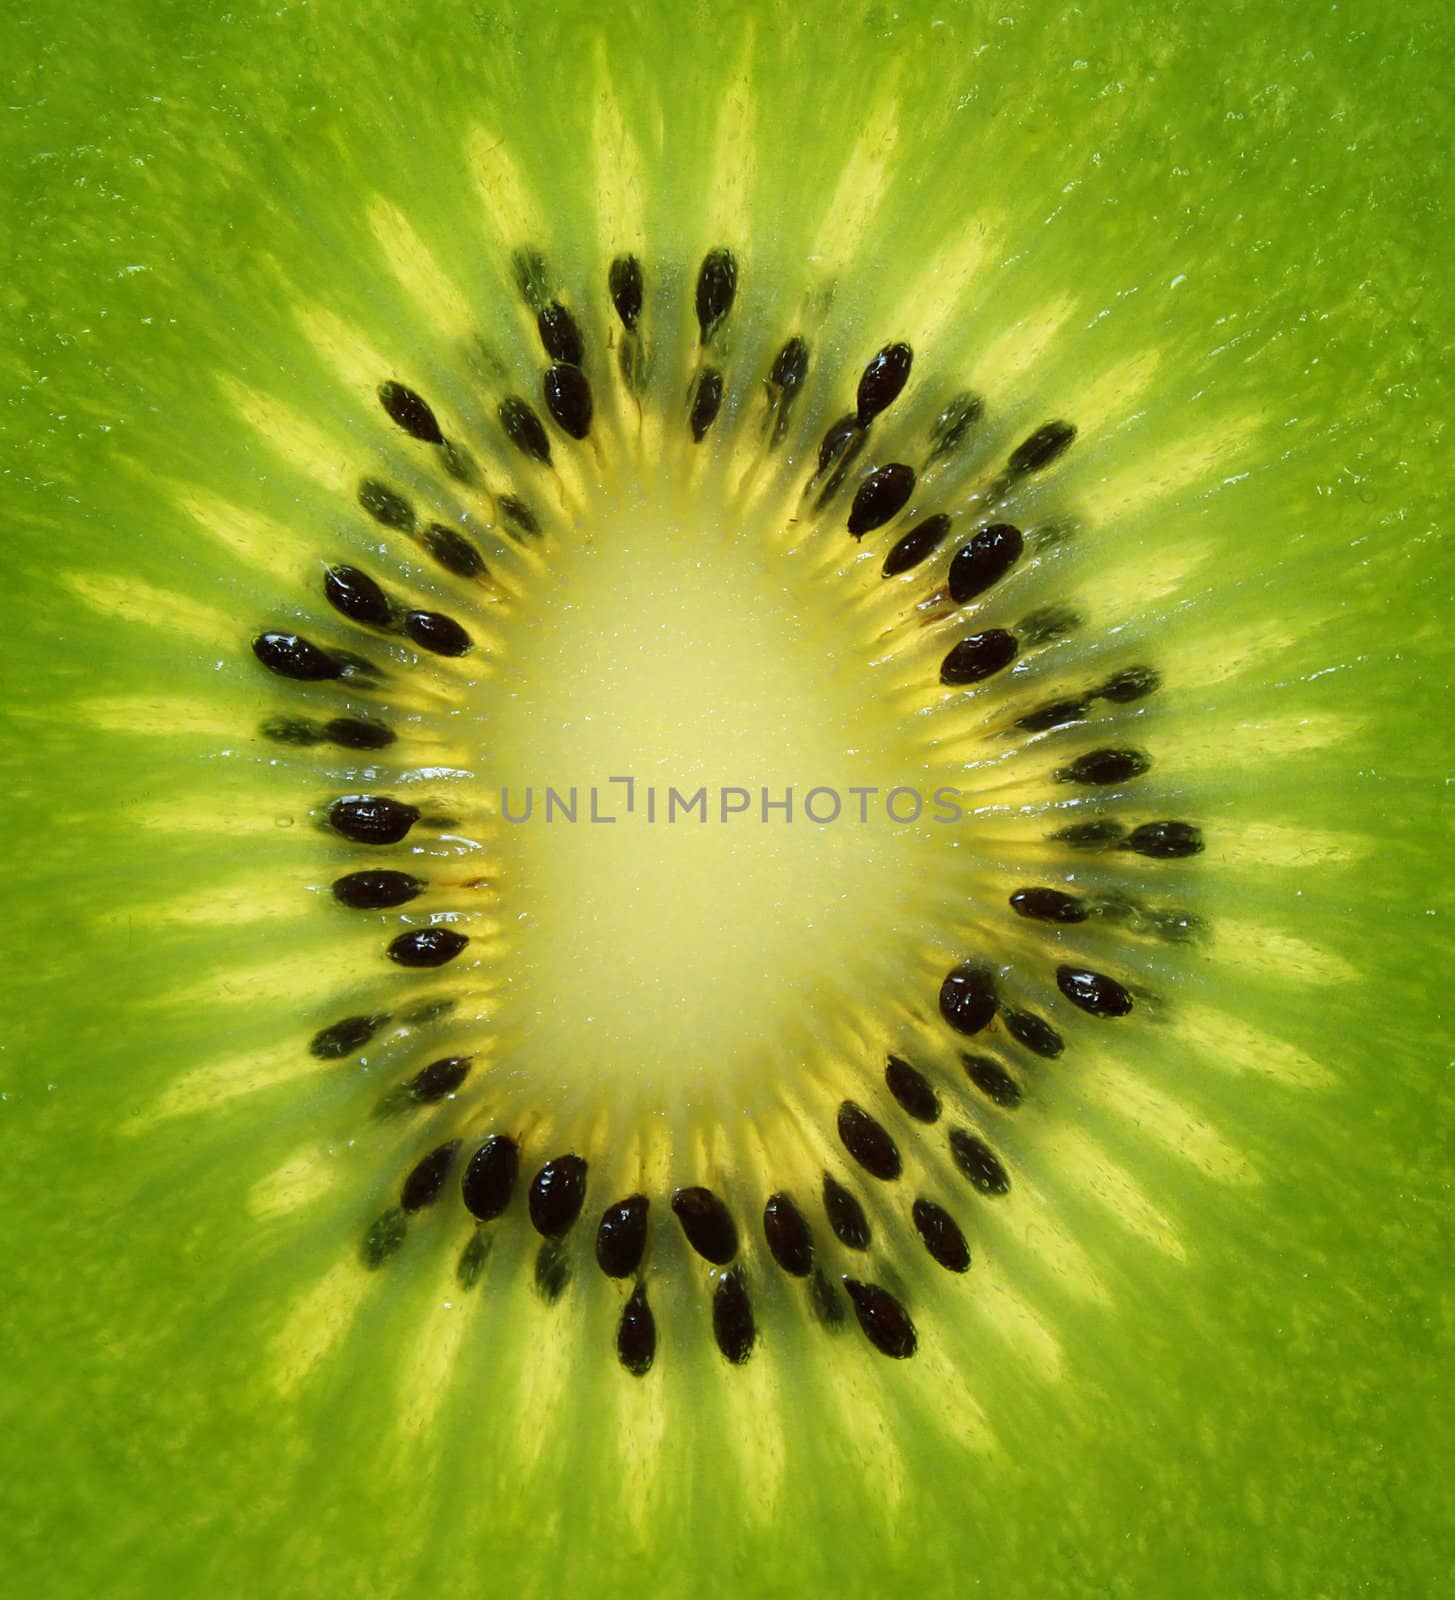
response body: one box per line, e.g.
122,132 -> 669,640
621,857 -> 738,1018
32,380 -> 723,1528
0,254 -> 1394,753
3,2 -> 1452,1598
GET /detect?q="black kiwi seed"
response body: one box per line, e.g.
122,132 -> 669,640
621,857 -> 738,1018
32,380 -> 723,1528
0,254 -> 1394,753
407,1056 -> 471,1103
695,248 -> 738,344
423,524 -> 486,579
498,495 -> 540,537
822,1174 -> 871,1250
543,363 -> 593,439
847,462 -> 916,537
400,1140 -> 460,1211
949,1129 -> 1011,1196
762,1192 -> 814,1277
332,870 -> 425,910
1057,965 -> 1134,1017
327,795 -> 420,846
911,1199 -> 971,1273
1016,697 -> 1091,733
855,341 -> 913,425
769,335 -> 810,393
358,478 -> 417,532
816,413 -> 865,476
961,1054 -> 1023,1108
377,380 -> 444,445
403,610 -> 473,657
608,254 -> 643,331
713,1268 -> 756,1364
498,397 -> 552,464
323,565 -> 394,629
885,1054 -> 940,1123
928,391 -> 984,461
535,1239 -> 570,1302
940,629 -> 1018,686
252,632 -> 344,682
1055,748 -> 1150,787
1097,665 -> 1161,703
1009,886 -> 1087,924
948,523 -> 1024,604
309,1012 -> 386,1060
262,716 -> 326,746
387,928 -> 469,968
617,1283 -> 656,1377
1007,419 -> 1077,476
843,1280 -> 917,1359
1003,1008 -> 1064,1060
837,1101 -> 902,1180
671,1186 -> 739,1265
882,513 -> 953,578
689,368 -> 724,442
361,1207 -> 408,1269
1123,820 -> 1204,859
939,962 -> 998,1035
324,715 -> 395,750
528,1154 -> 589,1238
596,1195 -> 650,1279
537,302 -> 584,366
461,1135 -> 519,1220
1051,818 -> 1123,848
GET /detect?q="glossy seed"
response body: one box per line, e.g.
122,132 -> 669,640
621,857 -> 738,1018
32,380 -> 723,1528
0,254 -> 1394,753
885,1054 -> 939,1122
948,523 -> 1024,604
498,397 -> 552,464
1009,886 -> 1087,923
847,463 -> 915,537
855,341 -> 913,425
822,1174 -> 870,1250
1051,818 -> 1124,847
327,795 -> 420,846
689,368 -> 724,442
596,1196 -> 650,1279
323,565 -> 392,629
404,610 -> 473,657
762,1193 -> 814,1277
543,363 -> 592,439
817,413 -> 865,476
461,1135 -> 519,1220
262,716 -> 325,746
1057,965 -> 1134,1017
378,381 -> 443,444
1123,820 -> 1204,859
837,1102 -> 902,1180
912,1199 -> 971,1273
939,962 -> 997,1035
358,478 -> 416,532
387,928 -> 468,968
1055,748 -> 1150,786
671,1186 -> 738,1264
929,391 -> 984,460
361,1207 -> 408,1268
962,1054 -> 1023,1108
1007,420 -> 1077,476
332,870 -> 425,910
400,1140 -> 460,1212
769,335 -> 810,392
713,1268 -> 755,1364
617,1283 -> 656,1377
1003,1009 -> 1064,1059
499,495 -> 541,537
252,632 -> 344,682
1016,697 -> 1090,733
529,1154 -> 588,1238
535,1239 -> 569,1303
423,524 -> 486,579
608,254 -> 643,331
512,247 -> 550,311
941,629 -> 1018,686
537,302 -> 584,365
882,514 -> 952,578
949,1129 -> 1011,1195
1098,665 -> 1161,703
408,1056 -> 471,1103
843,1279 -> 917,1359
309,1013 -> 385,1060
325,715 -> 395,750
695,248 -> 738,343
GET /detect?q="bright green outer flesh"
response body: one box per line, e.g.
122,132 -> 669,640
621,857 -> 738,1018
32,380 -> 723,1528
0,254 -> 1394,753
1,2 -> 1452,1597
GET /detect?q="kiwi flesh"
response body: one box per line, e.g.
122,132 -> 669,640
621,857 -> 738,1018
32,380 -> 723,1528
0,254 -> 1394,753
4,3 -> 1452,1598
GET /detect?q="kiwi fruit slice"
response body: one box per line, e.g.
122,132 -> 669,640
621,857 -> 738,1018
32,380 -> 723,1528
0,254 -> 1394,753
4,2 -> 1451,1596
